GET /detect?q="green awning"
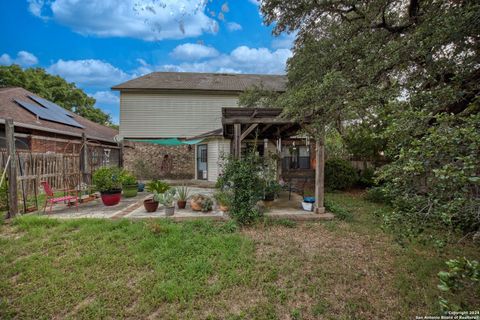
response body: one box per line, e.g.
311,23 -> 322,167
126,138 -> 204,145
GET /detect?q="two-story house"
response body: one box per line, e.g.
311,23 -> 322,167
112,72 -> 313,183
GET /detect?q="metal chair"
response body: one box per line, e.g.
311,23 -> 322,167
40,181 -> 79,214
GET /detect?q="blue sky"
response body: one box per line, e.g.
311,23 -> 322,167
0,0 -> 294,124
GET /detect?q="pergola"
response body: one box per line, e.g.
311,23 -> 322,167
221,107 -> 326,214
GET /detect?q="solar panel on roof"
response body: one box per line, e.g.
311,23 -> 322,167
14,96 -> 84,128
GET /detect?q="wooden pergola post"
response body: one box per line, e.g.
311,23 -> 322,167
314,130 -> 326,214
5,118 -> 18,219
80,133 -> 89,184
233,123 -> 241,159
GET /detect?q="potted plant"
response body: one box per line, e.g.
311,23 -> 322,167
143,180 -> 170,212
93,166 -> 123,206
122,172 -> 138,198
264,180 -> 282,202
190,193 -> 211,211
214,190 -> 231,212
158,189 -> 176,216
201,196 -> 213,212
175,185 -> 190,209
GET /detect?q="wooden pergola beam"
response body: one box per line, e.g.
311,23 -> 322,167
223,118 -> 293,125
240,123 -> 258,141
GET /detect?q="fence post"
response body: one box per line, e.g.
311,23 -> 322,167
119,140 -> 124,168
81,133 -> 89,185
5,118 -> 18,218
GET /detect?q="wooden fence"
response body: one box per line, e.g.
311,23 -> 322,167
1,117 -> 123,216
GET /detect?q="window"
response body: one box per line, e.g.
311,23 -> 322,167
282,145 -> 310,170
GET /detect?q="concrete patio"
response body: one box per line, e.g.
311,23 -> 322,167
34,187 -> 333,221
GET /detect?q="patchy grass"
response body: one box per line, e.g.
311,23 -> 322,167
1,192 -> 479,319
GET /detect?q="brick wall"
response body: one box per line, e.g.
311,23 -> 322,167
123,141 -> 195,180
30,137 -> 81,153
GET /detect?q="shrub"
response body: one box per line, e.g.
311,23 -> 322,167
357,167 -> 375,188
325,158 -> 358,191
218,152 -> 264,225
379,112 -> 480,235
92,166 -> 124,192
364,186 -> 391,204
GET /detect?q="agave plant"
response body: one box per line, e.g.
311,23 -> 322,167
175,185 -> 190,201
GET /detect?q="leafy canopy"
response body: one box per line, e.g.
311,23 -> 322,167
260,0 -> 480,236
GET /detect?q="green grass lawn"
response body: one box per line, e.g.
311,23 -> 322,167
1,192 -> 478,319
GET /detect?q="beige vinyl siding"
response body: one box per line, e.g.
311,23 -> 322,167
120,92 -> 238,138
207,138 -> 231,182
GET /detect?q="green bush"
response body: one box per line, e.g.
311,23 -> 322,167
217,152 -> 264,225
92,166 -> 124,192
357,167 -> 375,188
364,186 -> 391,204
379,112 -> 480,235
325,158 -> 358,191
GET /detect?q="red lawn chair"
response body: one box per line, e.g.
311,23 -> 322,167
40,181 -> 79,214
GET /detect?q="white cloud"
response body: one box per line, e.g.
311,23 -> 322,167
91,91 -> 119,105
0,51 -> 38,67
28,0 -> 218,41
271,32 -> 297,49
160,45 -> 292,74
0,54 -> 11,65
47,59 -> 130,87
226,22 -> 242,31
170,43 -> 219,60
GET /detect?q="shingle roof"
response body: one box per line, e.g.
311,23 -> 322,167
0,87 -> 118,143
111,72 -> 287,92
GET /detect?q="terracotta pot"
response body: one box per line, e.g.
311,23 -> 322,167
100,190 -> 122,206
143,198 -> 159,212
190,199 -> 202,211
177,200 -> 187,209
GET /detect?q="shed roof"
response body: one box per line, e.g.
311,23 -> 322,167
112,72 -> 287,93
0,87 -> 118,143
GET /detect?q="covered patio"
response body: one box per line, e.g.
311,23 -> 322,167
222,107 -> 328,216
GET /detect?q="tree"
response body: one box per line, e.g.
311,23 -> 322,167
260,0 -> 480,234
238,85 -> 281,108
0,65 -> 115,127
